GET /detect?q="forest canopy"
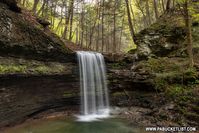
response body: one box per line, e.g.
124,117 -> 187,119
18,0 -> 199,53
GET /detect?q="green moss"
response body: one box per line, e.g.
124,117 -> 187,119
63,93 -> 73,98
154,72 -> 184,91
0,57 -> 67,75
140,57 -> 199,92
154,75 -> 168,91
166,85 -> 184,98
0,65 -> 27,74
165,85 -> 194,103
34,66 -> 49,74
110,62 -> 127,69
183,67 -> 198,84
145,57 -> 182,73
112,92 -> 124,97
63,92 -> 78,98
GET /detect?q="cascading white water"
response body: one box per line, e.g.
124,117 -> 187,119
77,51 -> 110,121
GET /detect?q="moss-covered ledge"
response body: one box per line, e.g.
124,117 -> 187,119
0,56 -> 77,75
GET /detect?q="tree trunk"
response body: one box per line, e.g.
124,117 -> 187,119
62,17 -> 69,39
80,1 -> 85,48
135,0 -> 148,27
129,3 -> 137,32
184,0 -> 194,67
153,0 -> 159,19
101,0 -> 105,52
161,0 -> 165,12
32,0 -> 39,14
113,1 -> 117,53
37,0 -> 46,16
51,1 -> 57,29
88,12 -> 98,49
119,15 -> 125,52
69,0 -> 74,41
75,27 -> 78,44
173,0 -> 175,7
55,7 -> 63,33
43,0 -> 48,18
125,0 -> 136,43
146,0 -> 151,25
22,0 -> 26,6
96,2 -> 101,52
63,0 -> 73,40
166,0 -> 171,10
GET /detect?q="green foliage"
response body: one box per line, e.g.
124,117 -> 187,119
147,58 -> 167,73
110,62 -> 127,69
145,57 -> 181,73
141,57 -> 199,92
154,76 -> 168,91
166,85 -> 184,98
63,92 -> 76,98
184,67 -> 198,84
166,85 -> 194,103
176,0 -> 199,22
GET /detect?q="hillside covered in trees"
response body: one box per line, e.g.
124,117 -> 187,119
0,0 -> 199,132
17,0 -> 198,52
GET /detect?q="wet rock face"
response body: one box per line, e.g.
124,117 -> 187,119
0,74 -> 79,127
0,58 -> 155,128
0,3 -> 76,127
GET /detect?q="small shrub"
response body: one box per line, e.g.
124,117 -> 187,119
166,85 -> 184,97
183,67 -> 198,84
154,76 -> 168,91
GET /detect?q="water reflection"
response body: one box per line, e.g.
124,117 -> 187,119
5,118 -> 143,133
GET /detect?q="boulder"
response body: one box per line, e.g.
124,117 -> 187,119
129,9 -> 187,59
36,18 -> 51,28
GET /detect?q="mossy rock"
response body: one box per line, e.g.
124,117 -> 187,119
0,56 -> 73,75
0,4 -> 73,62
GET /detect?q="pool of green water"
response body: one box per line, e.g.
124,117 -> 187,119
4,117 -> 144,133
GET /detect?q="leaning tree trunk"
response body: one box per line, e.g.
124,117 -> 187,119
125,0 -> 136,43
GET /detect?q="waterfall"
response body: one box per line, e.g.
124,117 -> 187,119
77,51 -> 110,121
